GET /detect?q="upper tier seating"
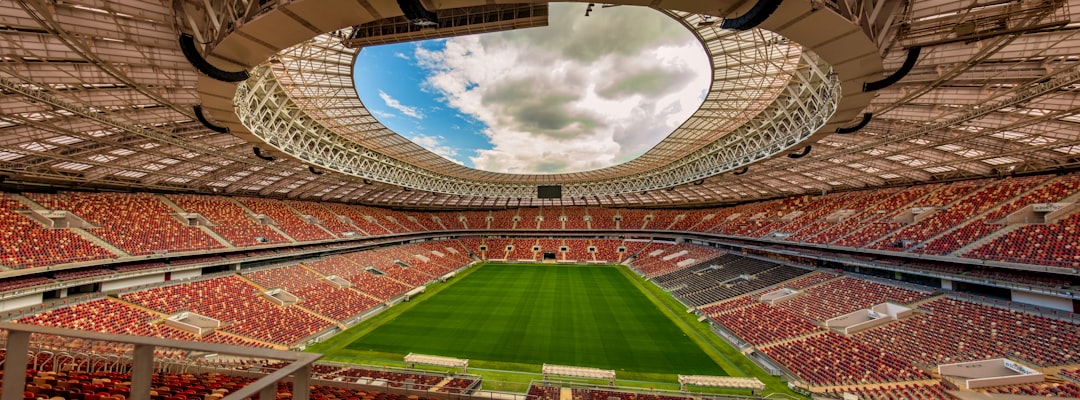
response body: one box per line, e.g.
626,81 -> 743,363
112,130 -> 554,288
563,207 -> 589,230
761,332 -> 932,386
645,209 -> 682,231
871,177 -> 1041,251
321,203 -> 393,236
517,207 -> 541,230
489,210 -> 517,230
776,277 -> 931,323
26,192 -> 224,256
668,209 -> 713,232
402,210 -> 445,231
588,207 -> 618,230
119,276 -> 332,345
538,206 -> 562,230
0,194 -> 115,269
966,211 -> 1080,269
283,200 -> 360,237
236,197 -> 335,241
432,211 -> 465,229
168,194 -> 289,247
787,188 -> 903,243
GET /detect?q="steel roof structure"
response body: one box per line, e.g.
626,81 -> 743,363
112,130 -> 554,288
1,0 -> 1078,208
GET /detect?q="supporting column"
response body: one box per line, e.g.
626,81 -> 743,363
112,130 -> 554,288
293,364 -> 311,400
131,344 -> 155,400
260,384 -> 277,400
2,330 -> 31,400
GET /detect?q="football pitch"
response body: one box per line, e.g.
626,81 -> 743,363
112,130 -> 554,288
338,263 -> 726,375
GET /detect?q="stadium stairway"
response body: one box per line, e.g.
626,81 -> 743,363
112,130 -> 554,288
155,194 -> 234,248
756,330 -> 827,349
227,197 -> 299,243
71,227 -> 129,257
6,193 -> 130,258
908,179 -> 1053,252
951,224 -> 1025,256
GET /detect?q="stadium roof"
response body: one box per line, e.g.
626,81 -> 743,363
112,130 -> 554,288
1,0 -> 1079,208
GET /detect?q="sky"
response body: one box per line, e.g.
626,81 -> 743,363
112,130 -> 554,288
352,3 -> 710,174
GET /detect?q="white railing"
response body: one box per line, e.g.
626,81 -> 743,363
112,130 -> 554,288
0,322 -> 321,400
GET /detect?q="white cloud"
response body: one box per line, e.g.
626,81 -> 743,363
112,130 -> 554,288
394,52 -> 409,60
371,110 -> 396,119
407,133 -> 461,163
414,4 -> 709,174
378,90 -> 424,119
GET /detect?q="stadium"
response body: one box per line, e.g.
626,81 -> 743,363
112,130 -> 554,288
2,0 -> 1080,399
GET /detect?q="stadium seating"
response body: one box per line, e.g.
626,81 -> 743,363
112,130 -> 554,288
528,383 -> 561,400
517,207 -> 541,230
631,243 -> 724,277
761,332 -> 932,386
538,206 -> 562,230
401,210 -> 445,231
918,176 -> 1080,255
767,192 -> 866,240
563,239 -> 592,261
617,209 -> 650,230
966,211 -> 1080,269
668,209 -> 713,232
52,267 -> 113,281
168,194 -> 289,247
119,276 -> 333,345
18,298 -> 269,348
775,277 -> 931,323
677,264 -> 810,306
981,382 -> 1080,397
591,239 -> 623,262
236,196 -> 336,241
808,186 -> 931,245
0,194 -> 115,269
563,206 -> 589,230
872,177 -> 1040,251
244,264 -> 379,321
853,297 -> 1080,366
588,207 -> 618,230
362,205 -> 412,233
709,303 -> 821,346
460,210 -> 490,229
432,211 -> 465,229
507,238 -> 538,260
830,383 -> 954,400
645,209 -> 682,231
489,209 -> 517,229
0,275 -> 55,293
322,203 -> 394,235
284,200 -> 361,237
25,192 -> 223,256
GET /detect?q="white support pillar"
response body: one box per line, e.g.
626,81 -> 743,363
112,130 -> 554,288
131,344 -> 155,400
2,330 -> 31,400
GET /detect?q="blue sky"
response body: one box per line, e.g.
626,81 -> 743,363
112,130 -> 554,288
353,3 -> 709,174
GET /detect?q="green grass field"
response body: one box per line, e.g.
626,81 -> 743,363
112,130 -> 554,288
342,264 -> 725,375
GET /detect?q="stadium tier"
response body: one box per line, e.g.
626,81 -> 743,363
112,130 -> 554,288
5,173 -> 1080,398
